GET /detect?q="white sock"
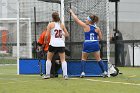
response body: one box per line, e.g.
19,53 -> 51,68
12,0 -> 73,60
46,60 -> 51,76
62,61 -> 67,77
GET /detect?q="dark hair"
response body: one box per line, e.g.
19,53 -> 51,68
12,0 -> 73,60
89,15 -> 99,24
52,12 -> 60,22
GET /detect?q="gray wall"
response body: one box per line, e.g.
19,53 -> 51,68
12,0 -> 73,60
109,0 -> 140,40
109,22 -> 140,40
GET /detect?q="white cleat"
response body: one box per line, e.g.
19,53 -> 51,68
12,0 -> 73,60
102,71 -> 108,78
42,75 -> 50,79
80,72 -> 85,78
64,75 -> 69,80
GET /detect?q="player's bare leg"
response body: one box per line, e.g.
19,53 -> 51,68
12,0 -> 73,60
93,51 -> 108,78
59,52 -> 68,80
43,51 -> 54,79
80,52 -> 88,78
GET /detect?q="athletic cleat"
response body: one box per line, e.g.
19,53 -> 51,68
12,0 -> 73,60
102,71 -> 108,78
80,72 -> 85,78
42,75 -> 50,79
64,75 -> 69,80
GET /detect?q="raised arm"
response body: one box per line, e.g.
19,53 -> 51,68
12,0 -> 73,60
44,23 -> 51,44
61,24 -> 69,37
69,9 -> 87,28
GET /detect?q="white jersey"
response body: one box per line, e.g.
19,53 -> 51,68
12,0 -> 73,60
49,22 -> 65,47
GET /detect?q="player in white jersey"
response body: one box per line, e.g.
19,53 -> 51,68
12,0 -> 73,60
49,22 -> 65,47
43,12 -> 69,80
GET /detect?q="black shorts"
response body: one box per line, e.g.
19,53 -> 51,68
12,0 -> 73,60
48,45 -> 65,53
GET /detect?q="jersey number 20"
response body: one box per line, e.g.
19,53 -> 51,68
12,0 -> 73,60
55,29 -> 62,38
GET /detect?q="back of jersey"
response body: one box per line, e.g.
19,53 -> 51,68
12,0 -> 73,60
84,25 -> 98,42
49,22 -> 65,47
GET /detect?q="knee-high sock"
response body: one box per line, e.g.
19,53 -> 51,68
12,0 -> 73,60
46,60 -> 52,75
62,61 -> 67,76
98,60 -> 106,73
81,60 -> 86,73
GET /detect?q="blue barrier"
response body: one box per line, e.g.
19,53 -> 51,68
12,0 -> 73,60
19,59 -> 108,77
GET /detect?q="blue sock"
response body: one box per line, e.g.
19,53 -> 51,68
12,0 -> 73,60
98,60 -> 106,72
81,60 -> 86,73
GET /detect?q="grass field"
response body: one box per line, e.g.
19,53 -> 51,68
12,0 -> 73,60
0,65 -> 140,93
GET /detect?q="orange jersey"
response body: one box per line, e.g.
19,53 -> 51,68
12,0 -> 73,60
38,30 -> 50,51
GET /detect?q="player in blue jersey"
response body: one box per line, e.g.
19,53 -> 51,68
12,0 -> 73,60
69,9 -> 108,78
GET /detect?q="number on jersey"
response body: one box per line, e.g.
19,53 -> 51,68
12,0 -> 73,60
90,33 -> 95,40
54,29 -> 62,38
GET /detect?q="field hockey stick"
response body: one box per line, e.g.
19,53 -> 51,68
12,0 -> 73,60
42,44 -> 47,75
38,58 -> 43,76
37,45 -> 44,76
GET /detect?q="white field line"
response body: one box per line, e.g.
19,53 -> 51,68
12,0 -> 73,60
85,78 -> 140,86
0,81 -> 30,84
0,77 -> 140,86
0,73 -> 17,75
70,78 -> 140,86
0,80 -> 42,85
0,64 -> 16,66
128,75 -> 137,78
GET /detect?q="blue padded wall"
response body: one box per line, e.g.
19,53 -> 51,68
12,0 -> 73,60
19,59 -> 108,77
19,59 -> 46,74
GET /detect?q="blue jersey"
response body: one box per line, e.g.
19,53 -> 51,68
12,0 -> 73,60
82,25 -> 100,53
84,25 -> 98,41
